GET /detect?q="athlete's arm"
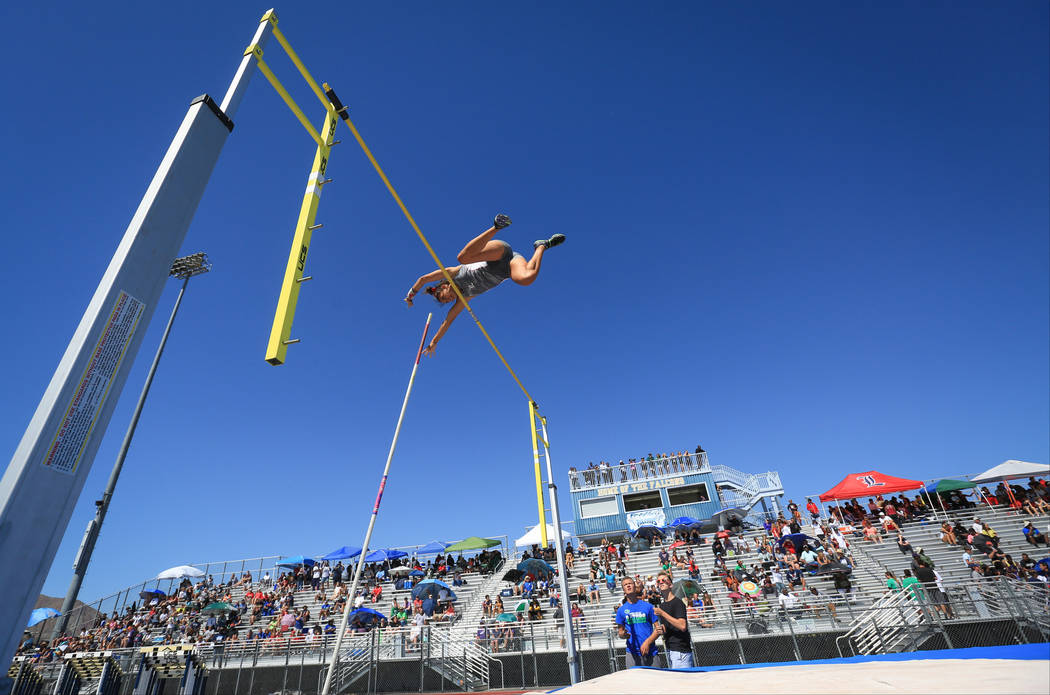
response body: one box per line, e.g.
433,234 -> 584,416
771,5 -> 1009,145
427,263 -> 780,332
423,299 -> 464,356
405,266 -> 461,305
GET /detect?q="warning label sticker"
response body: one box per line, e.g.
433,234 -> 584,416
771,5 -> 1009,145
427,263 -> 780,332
43,291 -> 145,475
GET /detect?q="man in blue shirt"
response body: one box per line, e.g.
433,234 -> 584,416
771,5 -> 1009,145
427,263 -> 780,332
615,576 -> 663,667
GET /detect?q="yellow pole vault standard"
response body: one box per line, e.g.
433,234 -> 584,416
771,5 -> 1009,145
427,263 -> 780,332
265,108 -> 337,364
529,400 -> 549,549
323,85 -> 535,405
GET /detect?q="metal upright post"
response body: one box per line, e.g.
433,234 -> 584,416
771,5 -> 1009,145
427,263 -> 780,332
535,407 -> 580,685
0,10 -> 274,665
52,254 -> 211,640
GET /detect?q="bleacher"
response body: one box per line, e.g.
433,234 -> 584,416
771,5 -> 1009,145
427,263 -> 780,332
20,503 -> 1049,664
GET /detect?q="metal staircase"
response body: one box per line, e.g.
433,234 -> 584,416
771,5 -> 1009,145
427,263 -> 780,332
710,465 -> 785,517
835,589 -> 932,656
326,633 -> 375,695
426,630 -> 493,691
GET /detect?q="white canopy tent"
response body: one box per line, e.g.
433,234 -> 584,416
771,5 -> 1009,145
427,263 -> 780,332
515,523 -> 572,548
971,460 -> 1048,484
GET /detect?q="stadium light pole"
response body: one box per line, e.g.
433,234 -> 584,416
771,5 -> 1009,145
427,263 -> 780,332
50,253 -> 212,640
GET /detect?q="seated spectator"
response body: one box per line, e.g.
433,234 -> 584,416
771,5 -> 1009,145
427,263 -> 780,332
588,580 -> 601,604
574,584 -> 588,604
1023,522 -> 1047,547
527,598 -> 543,621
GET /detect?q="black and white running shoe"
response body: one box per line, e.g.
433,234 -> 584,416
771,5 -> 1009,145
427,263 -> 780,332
494,214 -> 512,229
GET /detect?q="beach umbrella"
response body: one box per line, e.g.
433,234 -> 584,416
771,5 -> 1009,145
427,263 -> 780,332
156,565 -> 204,580
202,602 -> 235,615
514,601 -> 529,612
740,581 -> 759,595
669,516 -> 700,528
139,589 -> 166,600
777,534 -> 814,550
445,537 -> 500,552
516,558 -> 554,578
411,579 -> 456,602
671,579 -> 703,600
409,569 -> 425,577
502,569 -> 525,583
632,525 -> 665,541
348,607 -> 386,628
815,564 -> 852,576
28,608 -> 59,627
389,566 -> 412,576
496,613 -> 517,623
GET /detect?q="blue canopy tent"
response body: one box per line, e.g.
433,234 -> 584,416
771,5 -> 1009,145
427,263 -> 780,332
277,555 -> 315,568
416,541 -> 449,555
365,548 -> 408,562
320,546 -> 362,561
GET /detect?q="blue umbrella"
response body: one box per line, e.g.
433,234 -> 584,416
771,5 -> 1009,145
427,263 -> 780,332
416,540 -> 450,555
365,548 -> 408,562
320,546 -> 362,561
411,579 -> 456,602
777,534 -> 814,550
347,607 -> 386,628
516,558 -> 555,578
409,569 -> 425,577
632,525 -> 665,541
139,589 -> 166,600
669,516 -> 700,528
276,555 -> 315,568
28,608 -> 60,627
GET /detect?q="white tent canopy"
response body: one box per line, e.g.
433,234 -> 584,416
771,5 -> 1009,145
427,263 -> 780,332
971,460 -> 1049,484
515,523 -> 572,548
156,565 -> 205,580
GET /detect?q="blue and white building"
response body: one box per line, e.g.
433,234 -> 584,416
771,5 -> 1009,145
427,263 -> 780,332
568,451 -> 785,543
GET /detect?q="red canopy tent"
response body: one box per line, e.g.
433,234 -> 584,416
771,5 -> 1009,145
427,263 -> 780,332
818,470 -> 924,502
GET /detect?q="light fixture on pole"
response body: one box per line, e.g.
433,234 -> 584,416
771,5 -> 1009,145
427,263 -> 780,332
51,253 -> 211,639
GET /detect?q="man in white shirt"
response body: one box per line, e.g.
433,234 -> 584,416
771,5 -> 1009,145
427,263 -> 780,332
778,589 -> 798,619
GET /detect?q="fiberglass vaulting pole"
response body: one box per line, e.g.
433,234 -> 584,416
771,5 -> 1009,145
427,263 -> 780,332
321,314 -> 432,695
536,408 -> 581,685
0,11 -> 274,668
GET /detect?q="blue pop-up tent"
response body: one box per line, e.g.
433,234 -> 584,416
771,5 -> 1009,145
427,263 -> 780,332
365,548 -> 408,562
320,546 -> 362,561
277,555 -> 315,568
416,541 -> 449,555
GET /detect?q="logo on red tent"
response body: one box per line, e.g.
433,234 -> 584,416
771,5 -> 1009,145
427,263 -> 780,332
856,475 -> 885,488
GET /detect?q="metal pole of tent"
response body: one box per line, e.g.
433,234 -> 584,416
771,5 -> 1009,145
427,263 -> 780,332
321,315 -> 432,695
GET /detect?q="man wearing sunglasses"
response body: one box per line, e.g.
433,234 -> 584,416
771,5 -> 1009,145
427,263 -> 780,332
655,571 -> 694,668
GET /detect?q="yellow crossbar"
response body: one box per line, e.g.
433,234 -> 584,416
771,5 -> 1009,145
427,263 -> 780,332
251,50 -> 325,147
326,83 -> 535,405
270,25 -> 333,114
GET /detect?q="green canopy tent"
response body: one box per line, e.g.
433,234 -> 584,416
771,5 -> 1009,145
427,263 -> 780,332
445,536 -> 500,552
922,478 -> 979,515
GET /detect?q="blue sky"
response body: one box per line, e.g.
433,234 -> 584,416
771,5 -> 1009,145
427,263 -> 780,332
1,2 -> 1046,604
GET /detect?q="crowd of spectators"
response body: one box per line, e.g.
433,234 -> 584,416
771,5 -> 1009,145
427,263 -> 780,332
16,548 -> 504,662
569,445 -> 708,488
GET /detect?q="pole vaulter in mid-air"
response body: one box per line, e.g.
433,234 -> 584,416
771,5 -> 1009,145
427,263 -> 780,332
403,214 -> 566,356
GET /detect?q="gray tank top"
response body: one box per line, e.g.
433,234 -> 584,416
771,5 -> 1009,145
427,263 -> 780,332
454,243 -> 523,298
